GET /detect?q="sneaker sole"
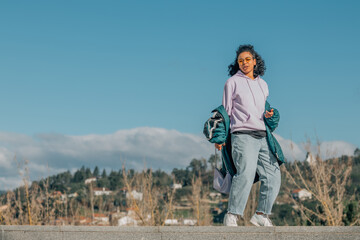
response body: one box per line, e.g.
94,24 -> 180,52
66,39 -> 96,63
250,218 -> 261,227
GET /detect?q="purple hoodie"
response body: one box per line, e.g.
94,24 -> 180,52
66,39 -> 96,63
222,70 -> 269,133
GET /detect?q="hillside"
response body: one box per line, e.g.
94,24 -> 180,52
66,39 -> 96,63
0,151 -> 359,226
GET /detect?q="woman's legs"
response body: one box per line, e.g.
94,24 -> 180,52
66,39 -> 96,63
227,134 -> 261,216
227,134 -> 281,217
256,138 -> 281,215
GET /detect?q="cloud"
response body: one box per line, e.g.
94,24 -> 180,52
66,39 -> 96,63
275,134 -> 357,162
0,128 -> 214,190
0,128 -> 356,190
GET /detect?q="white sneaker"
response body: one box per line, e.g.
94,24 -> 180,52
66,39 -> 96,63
250,213 -> 273,227
224,212 -> 238,226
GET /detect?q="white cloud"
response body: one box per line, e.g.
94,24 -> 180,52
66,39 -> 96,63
0,127 -> 214,190
276,134 -> 357,162
0,127 -> 356,190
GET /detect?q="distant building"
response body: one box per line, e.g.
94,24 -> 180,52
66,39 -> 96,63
94,213 -> 109,224
85,177 -> 97,184
77,216 -> 93,225
164,219 -> 179,225
67,192 -> 78,198
93,187 -> 112,196
183,219 -> 197,226
292,189 -> 312,200
209,192 -> 221,200
171,183 -> 182,189
305,152 -> 316,165
118,216 -> 137,226
51,191 -> 67,202
126,190 -> 143,201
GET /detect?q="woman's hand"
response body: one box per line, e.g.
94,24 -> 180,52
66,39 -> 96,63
215,143 -> 226,151
265,109 -> 274,118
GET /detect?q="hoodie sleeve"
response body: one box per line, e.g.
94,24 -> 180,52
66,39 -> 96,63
222,80 -> 233,117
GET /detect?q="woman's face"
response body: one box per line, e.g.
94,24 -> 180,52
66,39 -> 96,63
237,51 -> 256,76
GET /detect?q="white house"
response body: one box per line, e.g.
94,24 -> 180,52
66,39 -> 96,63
164,219 -> 179,225
209,192 -> 221,200
292,189 -> 312,200
126,190 -> 143,201
85,177 -> 97,184
183,219 -> 197,226
171,183 -> 182,189
305,152 -> 316,165
93,213 -> 109,223
93,187 -> 112,196
67,192 -> 78,198
118,216 -> 138,226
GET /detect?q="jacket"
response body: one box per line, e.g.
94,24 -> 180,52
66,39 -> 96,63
203,101 -> 285,181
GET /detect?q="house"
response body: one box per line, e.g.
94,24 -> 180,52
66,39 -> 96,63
77,216 -> 93,225
51,191 -> 67,202
85,177 -> 97,184
209,192 -> 221,200
67,192 -> 78,198
93,187 -> 112,196
292,189 -> 312,200
118,216 -> 138,226
118,210 -> 139,226
305,152 -> 316,165
164,219 -> 179,225
93,213 -> 109,224
183,219 -> 197,226
126,190 -> 143,201
171,183 -> 182,189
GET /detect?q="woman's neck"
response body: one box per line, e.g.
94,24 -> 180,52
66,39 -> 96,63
246,72 -> 255,80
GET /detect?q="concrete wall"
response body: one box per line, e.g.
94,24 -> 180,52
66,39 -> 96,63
1,226 -> 359,240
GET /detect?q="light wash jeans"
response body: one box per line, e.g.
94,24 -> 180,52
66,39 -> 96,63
227,134 -> 281,216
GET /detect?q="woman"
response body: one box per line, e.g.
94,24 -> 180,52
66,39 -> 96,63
216,44 -> 281,227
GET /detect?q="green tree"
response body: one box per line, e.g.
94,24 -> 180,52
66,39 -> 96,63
187,158 -> 207,177
354,148 -> 360,157
208,154 -> 220,171
73,166 -> 86,183
85,167 -> 92,178
172,168 -> 191,186
109,170 -> 123,190
93,166 -> 100,177
102,169 -> 107,178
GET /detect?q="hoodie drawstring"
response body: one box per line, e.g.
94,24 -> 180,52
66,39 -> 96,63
246,80 -> 257,106
246,78 -> 266,107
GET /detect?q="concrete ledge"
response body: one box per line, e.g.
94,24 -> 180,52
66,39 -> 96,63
1,226 -> 359,240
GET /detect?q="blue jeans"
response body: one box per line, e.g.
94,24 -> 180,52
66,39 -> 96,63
227,134 -> 281,216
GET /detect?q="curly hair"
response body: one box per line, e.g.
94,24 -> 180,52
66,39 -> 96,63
228,44 -> 266,77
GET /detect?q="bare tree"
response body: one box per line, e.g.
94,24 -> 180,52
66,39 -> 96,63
283,142 -> 354,226
190,176 -> 211,226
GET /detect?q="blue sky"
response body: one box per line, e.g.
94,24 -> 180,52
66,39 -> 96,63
1,0 -> 359,147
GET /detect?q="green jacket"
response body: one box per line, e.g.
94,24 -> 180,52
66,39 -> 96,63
204,101 -> 285,180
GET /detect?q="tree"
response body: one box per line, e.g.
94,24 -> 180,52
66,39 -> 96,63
101,169 -> 107,178
172,168 -> 190,186
73,169 -> 85,183
355,148 -> 360,157
187,158 -> 207,177
85,168 -> 92,178
283,154 -> 354,226
208,154 -> 220,172
93,166 -> 100,177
